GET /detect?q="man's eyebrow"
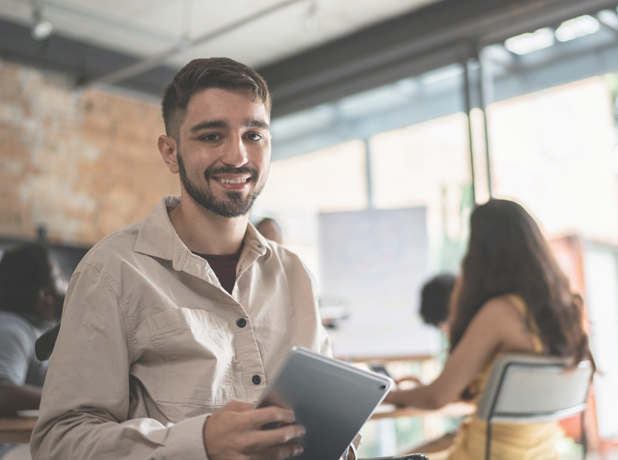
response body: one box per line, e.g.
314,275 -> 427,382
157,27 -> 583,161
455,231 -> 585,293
244,119 -> 270,130
189,120 -> 228,132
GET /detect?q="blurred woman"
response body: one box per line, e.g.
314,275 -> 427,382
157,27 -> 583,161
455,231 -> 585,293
385,199 -> 592,460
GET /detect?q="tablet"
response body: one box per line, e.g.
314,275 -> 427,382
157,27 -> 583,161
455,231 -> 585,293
254,346 -> 393,460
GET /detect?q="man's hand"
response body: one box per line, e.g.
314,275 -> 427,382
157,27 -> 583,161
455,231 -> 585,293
204,400 -> 305,460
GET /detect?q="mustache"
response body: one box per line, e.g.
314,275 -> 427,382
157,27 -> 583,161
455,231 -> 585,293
203,165 -> 259,181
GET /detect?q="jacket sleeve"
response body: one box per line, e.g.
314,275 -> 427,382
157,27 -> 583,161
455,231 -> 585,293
30,262 -> 209,460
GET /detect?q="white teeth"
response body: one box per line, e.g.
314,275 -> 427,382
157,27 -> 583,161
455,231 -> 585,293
217,178 -> 247,184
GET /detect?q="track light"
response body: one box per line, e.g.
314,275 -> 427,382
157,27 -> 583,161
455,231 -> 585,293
31,4 -> 54,41
303,0 -> 320,31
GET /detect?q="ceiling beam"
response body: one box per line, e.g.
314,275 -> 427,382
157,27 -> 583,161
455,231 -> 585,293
1,0 -> 616,112
258,0 -> 618,118
270,29 -> 618,160
0,18 -> 177,96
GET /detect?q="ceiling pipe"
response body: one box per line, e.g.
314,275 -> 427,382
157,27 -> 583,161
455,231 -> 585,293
88,0 -> 306,86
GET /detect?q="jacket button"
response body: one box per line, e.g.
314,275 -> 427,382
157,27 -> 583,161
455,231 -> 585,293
252,375 -> 261,385
236,318 -> 247,328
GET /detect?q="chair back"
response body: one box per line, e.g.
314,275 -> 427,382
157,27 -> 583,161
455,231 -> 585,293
476,353 -> 592,424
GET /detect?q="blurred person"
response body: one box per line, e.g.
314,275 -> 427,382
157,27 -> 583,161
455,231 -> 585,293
385,199 -> 593,460
0,244 -> 65,459
419,273 -> 457,335
256,217 -> 283,244
30,58 -> 339,460
395,273 -> 458,389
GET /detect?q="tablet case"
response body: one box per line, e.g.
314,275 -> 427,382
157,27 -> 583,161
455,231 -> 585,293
255,346 -> 393,460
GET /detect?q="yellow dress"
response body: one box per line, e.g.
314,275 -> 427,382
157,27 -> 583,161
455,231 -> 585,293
437,295 -> 561,460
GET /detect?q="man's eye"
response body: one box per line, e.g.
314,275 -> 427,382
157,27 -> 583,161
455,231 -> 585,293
202,133 -> 220,142
246,133 -> 263,141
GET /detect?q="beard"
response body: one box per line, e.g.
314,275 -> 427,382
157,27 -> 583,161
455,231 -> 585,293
177,152 -> 267,218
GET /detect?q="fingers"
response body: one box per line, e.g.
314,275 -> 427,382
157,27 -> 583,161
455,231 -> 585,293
234,422 -> 305,452
249,405 -> 296,428
250,443 -> 304,460
247,422 -> 306,447
204,401 -> 305,460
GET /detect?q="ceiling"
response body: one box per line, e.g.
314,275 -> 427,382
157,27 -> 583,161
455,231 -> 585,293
0,0 -> 440,76
0,0 -> 616,117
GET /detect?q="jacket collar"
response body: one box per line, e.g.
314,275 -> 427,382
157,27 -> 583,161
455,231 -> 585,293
133,196 -> 181,261
133,196 -> 269,265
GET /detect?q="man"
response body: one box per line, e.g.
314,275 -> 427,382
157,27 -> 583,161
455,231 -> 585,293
0,244 -> 64,459
31,58 -> 331,460
255,218 -> 283,245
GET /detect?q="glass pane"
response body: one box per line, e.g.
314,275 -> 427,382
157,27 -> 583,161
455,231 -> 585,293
253,140 -> 367,275
370,113 -> 473,273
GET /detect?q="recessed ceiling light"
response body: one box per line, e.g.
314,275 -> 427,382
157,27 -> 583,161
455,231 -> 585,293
555,15 -> 600,42
505,28 -> 555,55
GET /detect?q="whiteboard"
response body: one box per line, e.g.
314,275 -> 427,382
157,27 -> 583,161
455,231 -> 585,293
318,207 -> 441,359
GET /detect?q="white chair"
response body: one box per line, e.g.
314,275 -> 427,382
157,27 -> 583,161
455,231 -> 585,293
476,353 -> 593,460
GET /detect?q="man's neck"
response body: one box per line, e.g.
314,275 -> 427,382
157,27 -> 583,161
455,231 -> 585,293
168,195 -> 248,255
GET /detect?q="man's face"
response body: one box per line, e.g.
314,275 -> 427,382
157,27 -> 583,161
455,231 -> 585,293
174,88 -> 271,218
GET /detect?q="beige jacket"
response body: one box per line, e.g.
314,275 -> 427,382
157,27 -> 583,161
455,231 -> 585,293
31,196 -> 331,460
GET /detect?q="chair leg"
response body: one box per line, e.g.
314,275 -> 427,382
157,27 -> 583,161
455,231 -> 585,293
486,420 -> 492,460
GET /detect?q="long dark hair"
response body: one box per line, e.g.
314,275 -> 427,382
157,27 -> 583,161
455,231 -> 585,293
450,199 -> 590,365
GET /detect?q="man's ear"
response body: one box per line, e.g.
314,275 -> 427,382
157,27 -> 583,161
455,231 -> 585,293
158,135 -> 179,174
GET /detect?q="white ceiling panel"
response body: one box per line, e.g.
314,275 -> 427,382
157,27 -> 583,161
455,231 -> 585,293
0,0 -> 442,69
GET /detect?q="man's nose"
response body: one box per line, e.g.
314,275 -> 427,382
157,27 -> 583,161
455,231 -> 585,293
222,135 -> 249,168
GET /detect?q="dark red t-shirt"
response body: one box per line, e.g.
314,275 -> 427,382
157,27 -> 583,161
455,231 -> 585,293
193,245 -> 243,294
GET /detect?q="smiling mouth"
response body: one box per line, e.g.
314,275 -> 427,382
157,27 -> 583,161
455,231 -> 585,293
214,177 -> 250,184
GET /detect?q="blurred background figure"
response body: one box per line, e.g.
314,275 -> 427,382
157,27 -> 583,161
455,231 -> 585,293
0,244 -> 66,459
419,273 -> 457,335
256,217 -> 283,244
391,274 -> 459,429
385,199 -> 593,459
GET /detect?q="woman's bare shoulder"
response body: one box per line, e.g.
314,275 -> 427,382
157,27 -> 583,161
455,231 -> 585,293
475,296 -> 523,322
459,296 -> 523,343
475,295 -> 537,352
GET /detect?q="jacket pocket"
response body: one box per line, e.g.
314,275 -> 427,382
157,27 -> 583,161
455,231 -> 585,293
147,308 -> 235,406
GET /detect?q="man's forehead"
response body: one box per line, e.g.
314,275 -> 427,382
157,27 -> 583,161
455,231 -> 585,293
187,88 -> 269,114
182,88 -> 270,130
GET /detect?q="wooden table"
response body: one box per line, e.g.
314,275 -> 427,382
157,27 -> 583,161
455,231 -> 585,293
370,402 -> 475,420
0,416 -> 38,444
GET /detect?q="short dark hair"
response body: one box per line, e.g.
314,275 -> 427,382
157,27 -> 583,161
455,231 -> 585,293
162,57 -> 271,140
419,274 -> 457,326
0,244 -> 53,316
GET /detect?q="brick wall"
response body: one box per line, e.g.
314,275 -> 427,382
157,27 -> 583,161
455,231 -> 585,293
0,59 -> 179,246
